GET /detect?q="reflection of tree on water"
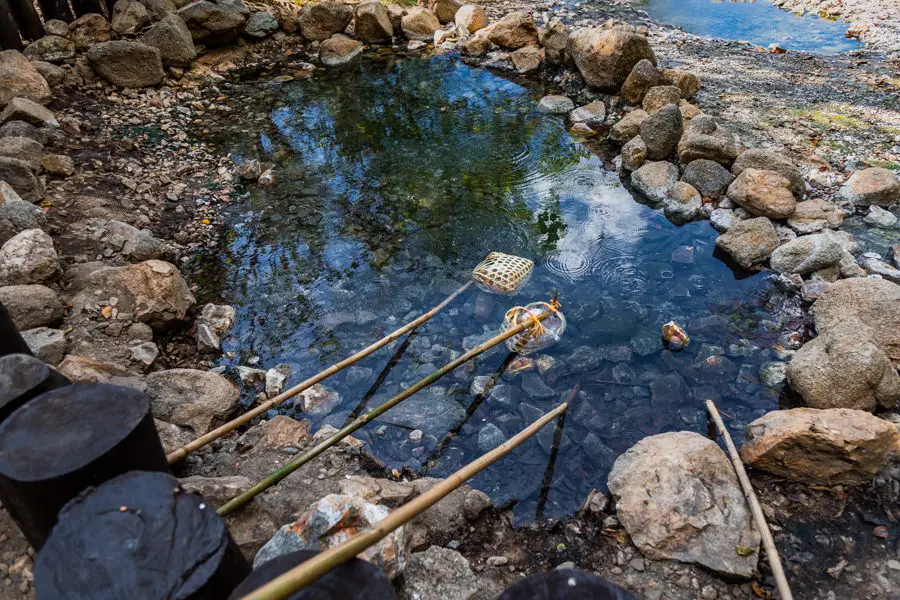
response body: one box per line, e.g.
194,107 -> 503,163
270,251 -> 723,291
204,57 -> 585,362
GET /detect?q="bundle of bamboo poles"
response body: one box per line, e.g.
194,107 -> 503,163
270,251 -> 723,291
218,299 -> 560,515
167,252 -> 538,465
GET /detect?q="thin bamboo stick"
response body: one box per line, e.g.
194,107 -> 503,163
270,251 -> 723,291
238,402 -> 569,600
218,306 -> 555,516
166,280 -> 473,463
705,400 -> 793,600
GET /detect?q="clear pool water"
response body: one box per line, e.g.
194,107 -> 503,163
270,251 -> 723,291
640,0 -> 861,53
196,56 -> 795,520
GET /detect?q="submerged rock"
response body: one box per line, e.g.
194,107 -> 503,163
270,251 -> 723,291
741,408 -> 900,485
538,95 -> 574,114
566,26 -> 656,92
608,431 -> 760,578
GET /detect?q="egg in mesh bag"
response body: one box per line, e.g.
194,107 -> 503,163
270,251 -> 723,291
499,300 -> 566,355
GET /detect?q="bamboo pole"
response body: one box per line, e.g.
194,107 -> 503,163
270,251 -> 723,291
704,400 -> 793,600
166,280 -> 473,463
238,402 -> 569,600
218,305 -> 555,516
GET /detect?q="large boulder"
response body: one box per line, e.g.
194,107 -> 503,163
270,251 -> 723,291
0,157 -> 42,202
456,4 -> 488,35
787,319 -> 900,412
682,159 -> 734,200
70,260 -> 195,329
639,103 -> 682,160
0,228 -> 58,285
0,51 -> 51,107
715,216 -> 779,269
811,277 -> 900,366
726,168 -> 796,219
111,0 -> 151,35
140,14 -> 196,68
254,494 -> 408,578
87,41 -> 164,88
298,1 -> 352,41
319,34 -> 362,68
620,58 -> 658,105
0,284 -> 63,329
177,0 -> 250,45
429,0 -> 462,24
731,148 -> 805,195
401,7 -> 440,41
608,432 -> 760,578
69,13 -> 112,51
23,36 -> 76,63
146,368 -> 239,435
741,408 -> 900,485
838,167 -> 900,207
769,232 -> 843,275
355,1 -> 393,43
566,26 -> 656,92
630,161 -> 678,204
486,11 -> 538,49
677,114 -> 740,166
244,11 -> 279,38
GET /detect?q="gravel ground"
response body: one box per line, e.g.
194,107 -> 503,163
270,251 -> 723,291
773,0 -> 900,54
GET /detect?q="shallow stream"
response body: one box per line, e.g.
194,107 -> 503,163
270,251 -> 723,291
196,56 -> 798,520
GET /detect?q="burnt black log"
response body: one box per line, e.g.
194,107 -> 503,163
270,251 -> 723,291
0,354 -> 69,424
229,550 -> 396,600
34,471 -> 250,599
0,301 -> 33,357
3,0 -> 43,44
70,0 -> 108,18
35,0 -> 73,22
0,383 -> 170,548
498,569 -> 638,600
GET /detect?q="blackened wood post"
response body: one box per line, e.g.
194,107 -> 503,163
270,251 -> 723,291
0,354 -> 70,424
7,0 -> 43,42
0,301 -> 33,357
0,383 -> 170,549
229,550 -> 396,600
70,0 -> 108,18
35,0 -> 72,22
34,471 -> 251,600
498,569 -> 639,600
0,0 -> 24,49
